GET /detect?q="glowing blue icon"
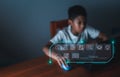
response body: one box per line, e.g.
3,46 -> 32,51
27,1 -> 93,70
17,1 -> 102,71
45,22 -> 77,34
48,60 -> 52,64
80,40 -> 84,44
111,40 -> 115,44
62,64 -> 70,71
79,39 -> 85,44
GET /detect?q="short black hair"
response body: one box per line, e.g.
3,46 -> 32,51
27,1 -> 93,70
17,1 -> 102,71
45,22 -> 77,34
68,5 -> 87,20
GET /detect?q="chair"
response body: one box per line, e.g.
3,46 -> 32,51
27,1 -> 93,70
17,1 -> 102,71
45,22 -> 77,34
50,19 -> 68,38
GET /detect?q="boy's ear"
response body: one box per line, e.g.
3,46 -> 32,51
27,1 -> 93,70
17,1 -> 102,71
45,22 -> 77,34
68,19 -> 73,25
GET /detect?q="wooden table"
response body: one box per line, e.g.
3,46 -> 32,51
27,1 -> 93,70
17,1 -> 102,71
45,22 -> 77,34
0,56 -> 120,77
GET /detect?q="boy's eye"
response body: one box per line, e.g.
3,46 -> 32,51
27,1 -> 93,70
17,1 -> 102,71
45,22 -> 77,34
78,22 -> 81,25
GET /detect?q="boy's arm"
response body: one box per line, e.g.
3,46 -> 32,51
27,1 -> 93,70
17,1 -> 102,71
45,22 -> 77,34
42,42 -> 68,68
98,32 -> 108,41
43,42 -> 57,60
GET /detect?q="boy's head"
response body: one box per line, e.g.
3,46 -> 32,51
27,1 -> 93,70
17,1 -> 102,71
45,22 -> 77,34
68,5 -> 87,34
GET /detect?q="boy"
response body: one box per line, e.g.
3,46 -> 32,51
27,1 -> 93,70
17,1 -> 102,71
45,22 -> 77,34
43,5 -> 107,68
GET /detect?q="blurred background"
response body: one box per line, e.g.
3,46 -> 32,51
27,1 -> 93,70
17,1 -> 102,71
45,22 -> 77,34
0,0 -> 120,67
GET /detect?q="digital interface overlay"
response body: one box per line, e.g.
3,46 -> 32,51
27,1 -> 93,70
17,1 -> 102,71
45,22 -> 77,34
48,40 -> 115,64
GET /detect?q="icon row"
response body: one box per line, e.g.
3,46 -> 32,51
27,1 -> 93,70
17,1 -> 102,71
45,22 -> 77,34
54,44 -> 111,51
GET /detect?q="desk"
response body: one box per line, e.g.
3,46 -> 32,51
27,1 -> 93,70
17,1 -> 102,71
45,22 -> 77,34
0,56 -> 120,77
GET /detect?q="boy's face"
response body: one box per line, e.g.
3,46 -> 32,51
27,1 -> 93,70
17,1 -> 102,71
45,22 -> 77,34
69,16 -> 86,34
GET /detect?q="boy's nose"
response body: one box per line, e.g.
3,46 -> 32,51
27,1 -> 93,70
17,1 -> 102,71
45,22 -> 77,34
81,22 -> 85,26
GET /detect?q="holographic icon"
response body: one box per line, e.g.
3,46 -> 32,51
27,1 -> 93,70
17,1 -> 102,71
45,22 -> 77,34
96,44 -> 103,50
71,53 -> 79,59
69,44 -> 76,50
86,44 -> 94,51
55,44 -> 68,51
104,44 -> 111,51
63,53 -> 70,59
77,45 -> 85,51
62,44 -> 68,50
55,45 -> 61,50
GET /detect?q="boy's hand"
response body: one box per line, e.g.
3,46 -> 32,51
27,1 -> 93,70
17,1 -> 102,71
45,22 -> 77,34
54,54 -> 68,68
43,42 -> 68,68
